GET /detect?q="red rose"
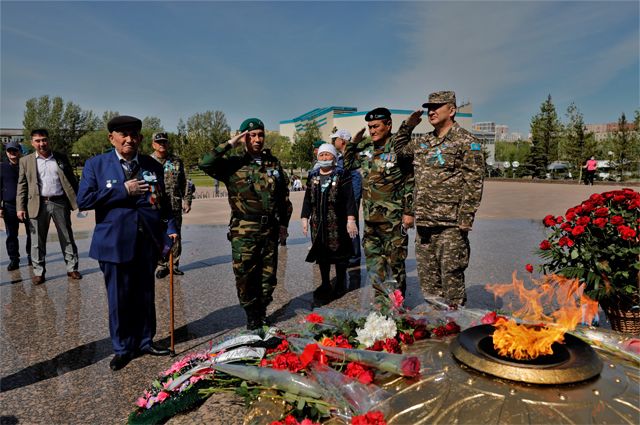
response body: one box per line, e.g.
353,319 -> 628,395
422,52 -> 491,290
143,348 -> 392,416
543,215 -> 557,227
305,313 -> 324,323
571,225 -> 585,237
445,321 -> 461,334
589,193 -> 604,204
594,207 -> 609,217
561,222 -> 572,232
576,216 -> 590,226
413,326 -> 430,340
400,356 -> 421,377
398,332 -> 415,345
370,340 -> 384,351
525,264 -> 533,273
558,236 -> 575,247
618,225 -> 637,241
539,240 -> 552,250
593,217 -> 608,228
555,216 -> 564,224
581,202 -> 595,213
610,215 -> 624,225
613,195 -> 626,203
565,210 -> 577,221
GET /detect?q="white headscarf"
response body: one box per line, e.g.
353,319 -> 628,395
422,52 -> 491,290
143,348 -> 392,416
317,143 -> 337,160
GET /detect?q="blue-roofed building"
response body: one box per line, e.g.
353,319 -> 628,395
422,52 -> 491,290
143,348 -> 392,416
279,102 -> 474,145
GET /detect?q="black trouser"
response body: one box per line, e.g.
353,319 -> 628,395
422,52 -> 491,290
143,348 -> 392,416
2,201 -> 31,262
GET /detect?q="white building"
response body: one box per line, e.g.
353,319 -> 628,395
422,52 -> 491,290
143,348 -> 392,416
279,103 -> 474,144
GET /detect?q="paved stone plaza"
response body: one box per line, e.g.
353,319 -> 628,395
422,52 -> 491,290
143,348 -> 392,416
0,181 -> 631,424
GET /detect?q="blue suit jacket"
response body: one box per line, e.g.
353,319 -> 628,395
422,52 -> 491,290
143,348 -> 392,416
77,151 -> 177,263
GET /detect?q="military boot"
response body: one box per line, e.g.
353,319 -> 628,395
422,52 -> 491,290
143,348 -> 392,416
245,309 -> 263,330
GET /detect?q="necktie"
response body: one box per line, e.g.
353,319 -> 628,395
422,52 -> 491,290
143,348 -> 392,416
122,160 -> 139,179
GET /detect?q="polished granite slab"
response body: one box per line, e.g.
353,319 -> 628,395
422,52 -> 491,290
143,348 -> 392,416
1,218 -> 592,424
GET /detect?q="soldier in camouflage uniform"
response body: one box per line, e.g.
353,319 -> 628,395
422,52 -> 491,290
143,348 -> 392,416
343,108 -> 420,294
396,91 -> 485,306
199,118 -> 292,329
151,132 -> 194,278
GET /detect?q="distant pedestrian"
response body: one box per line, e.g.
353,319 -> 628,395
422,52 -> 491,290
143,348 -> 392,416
301,144 -> 357,300
397,91 -> 484,307
292,176 -> 303,191
199,118 -> 292,330
150,132 -> 193,279
17,129 -> 81,284
584,156 -> 597,186
1,141 -> 31,270
77,115 -> 177,371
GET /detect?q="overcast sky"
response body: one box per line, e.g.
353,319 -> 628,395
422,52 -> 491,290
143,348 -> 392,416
1,0 -> 638,135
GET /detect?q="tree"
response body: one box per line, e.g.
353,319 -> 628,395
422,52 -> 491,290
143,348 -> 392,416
495,140 -> 531,164
529,95 -> 562,178
72,130 -> 111,159
22,95 -> 99,155
291,121 -> 320,171
100,110 -> 120,130
265,133 -> 292,168
611,112 -> 639,181
183,111 -> 231,168
142,116 -> 163,131
562,103 -> 595,180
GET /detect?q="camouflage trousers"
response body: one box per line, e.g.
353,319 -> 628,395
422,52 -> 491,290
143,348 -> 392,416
158,211 -> 182,269
415,226 -> 469,306
363,220 -> 408,294
229,219 -> 279,316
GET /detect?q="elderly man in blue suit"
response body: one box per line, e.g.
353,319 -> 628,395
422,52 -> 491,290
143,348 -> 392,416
77,115 -> 177,371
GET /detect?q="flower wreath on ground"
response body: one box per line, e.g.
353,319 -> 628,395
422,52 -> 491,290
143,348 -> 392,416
128,286 -> 461,425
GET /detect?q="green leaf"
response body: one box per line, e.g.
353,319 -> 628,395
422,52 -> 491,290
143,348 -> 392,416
296,397 -> 306,410
570,249 -> 579,259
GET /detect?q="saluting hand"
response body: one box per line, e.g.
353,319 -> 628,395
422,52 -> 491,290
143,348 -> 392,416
125,179 -> 149,196
406,109 -> 424,127
227,131 -> 249,148
352,128 -> 366,144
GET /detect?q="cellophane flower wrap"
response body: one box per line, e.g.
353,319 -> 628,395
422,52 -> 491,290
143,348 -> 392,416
537,189 -> 640,303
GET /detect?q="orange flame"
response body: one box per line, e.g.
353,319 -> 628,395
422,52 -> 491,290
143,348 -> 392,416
485,272 -> 599,360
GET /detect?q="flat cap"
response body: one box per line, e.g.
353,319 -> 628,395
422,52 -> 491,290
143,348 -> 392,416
152,132 -> 169,142
313,140 -> 325,149
365,107 -> 391,122
239,118 -> 264,133
422,91 -> 457,107
108,115 -> 142,132
5,140 -> 21,151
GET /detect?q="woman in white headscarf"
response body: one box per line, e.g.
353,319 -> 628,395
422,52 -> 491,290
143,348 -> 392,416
301,144 -> 358,300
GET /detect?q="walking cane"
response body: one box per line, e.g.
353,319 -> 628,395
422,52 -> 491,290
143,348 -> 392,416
169,251 -> 176,357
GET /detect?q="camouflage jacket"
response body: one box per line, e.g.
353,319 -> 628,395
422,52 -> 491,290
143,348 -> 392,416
151,154 -> 193,212
343,122 -> 414,223
199,144 -> 292,227
396,122 -> 484,228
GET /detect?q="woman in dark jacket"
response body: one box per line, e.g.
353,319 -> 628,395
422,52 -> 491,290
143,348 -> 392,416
301,144 -> 358,299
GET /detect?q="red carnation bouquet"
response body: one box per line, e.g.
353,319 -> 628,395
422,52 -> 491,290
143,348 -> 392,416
537,189 -> 640,304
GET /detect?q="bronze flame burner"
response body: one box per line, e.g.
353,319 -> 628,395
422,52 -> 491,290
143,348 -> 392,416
450,324 -> 603,384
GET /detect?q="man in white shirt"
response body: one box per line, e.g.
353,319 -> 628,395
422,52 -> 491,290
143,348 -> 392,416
17,129 -> 81,284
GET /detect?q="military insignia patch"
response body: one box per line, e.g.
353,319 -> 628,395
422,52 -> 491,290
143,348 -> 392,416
471,143 -> 482,151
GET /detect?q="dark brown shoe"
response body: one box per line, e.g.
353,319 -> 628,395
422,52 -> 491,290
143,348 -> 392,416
67,271 -> 82,280
32,275 -> 45,285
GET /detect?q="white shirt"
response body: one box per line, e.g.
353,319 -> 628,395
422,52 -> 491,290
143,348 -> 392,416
114,150 -> 139,175
36,153 -> 64,197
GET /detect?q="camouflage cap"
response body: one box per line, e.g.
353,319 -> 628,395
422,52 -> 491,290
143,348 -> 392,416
365,107 -> 391,122
152,132 -> 169,142
422,91 -> 457,108
239,118 -> 264,132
